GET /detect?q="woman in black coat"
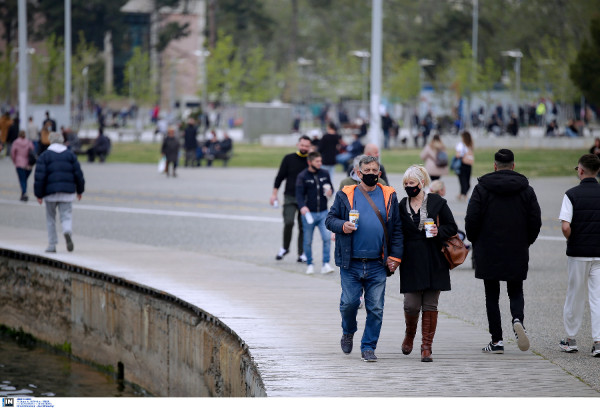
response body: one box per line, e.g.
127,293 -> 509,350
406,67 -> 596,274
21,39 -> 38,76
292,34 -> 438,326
398,165 -> 458,362
161,127 -> 180,177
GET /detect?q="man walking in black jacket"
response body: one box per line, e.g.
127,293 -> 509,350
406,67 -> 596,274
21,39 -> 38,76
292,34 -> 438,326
465,149 -> 542,354
270,135 -> 312,262
296,151 -> 334,275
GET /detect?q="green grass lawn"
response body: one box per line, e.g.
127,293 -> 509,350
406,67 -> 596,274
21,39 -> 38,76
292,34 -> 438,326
106,142 -> 584,178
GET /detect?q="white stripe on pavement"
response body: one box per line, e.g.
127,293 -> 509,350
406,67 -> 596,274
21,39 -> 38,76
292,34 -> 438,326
0,199 -> 281,223
1,199 -> 568,237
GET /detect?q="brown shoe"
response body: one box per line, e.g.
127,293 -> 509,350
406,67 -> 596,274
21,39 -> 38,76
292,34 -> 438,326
402,312 -> 419,355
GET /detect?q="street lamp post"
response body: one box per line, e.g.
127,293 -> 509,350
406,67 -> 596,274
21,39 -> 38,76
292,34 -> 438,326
297,57 -> 313,104
349,50 -> 370,118
194,49 -> 211,123
82,66 -> 89,121
369,0 -> 382,148
501,50 -> 523,113
18,0 -> 27,123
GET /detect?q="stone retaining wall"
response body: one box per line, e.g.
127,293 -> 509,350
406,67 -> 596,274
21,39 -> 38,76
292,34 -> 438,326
0,249 -> 266,397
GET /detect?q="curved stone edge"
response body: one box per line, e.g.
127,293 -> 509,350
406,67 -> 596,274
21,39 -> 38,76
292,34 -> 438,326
0,248 -> 267,397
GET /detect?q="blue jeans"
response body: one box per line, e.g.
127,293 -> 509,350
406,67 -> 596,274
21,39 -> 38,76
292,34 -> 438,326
16,167 -> 32,195
340,259 -> 387,352
301,210 -> 330,265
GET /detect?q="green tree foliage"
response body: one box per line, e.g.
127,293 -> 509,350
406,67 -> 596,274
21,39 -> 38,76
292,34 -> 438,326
386,57 -> 420,104
33,0 -> 128,53
205,32 -> 276,103
0,45 -> 16,104
570,17 -> 600,105
124,47 -> 156,104
30,33 -> 64,104
71,31 -> 101,105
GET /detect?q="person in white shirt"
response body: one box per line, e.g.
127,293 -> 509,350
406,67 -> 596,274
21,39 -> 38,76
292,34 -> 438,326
558,154 -> 600,357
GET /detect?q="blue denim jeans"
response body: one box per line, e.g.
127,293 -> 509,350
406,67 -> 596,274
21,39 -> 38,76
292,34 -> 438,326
16,167 -> 32,195
301,210 -> 330,265
340,259 -> 387,352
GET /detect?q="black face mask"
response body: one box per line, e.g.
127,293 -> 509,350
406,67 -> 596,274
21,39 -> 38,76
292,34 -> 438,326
361,173 -> 379,187
405,185 -> 421,197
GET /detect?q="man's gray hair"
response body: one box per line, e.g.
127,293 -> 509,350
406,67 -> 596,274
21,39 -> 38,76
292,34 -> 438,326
359,155 -> 380,171
49,132 -> 64,144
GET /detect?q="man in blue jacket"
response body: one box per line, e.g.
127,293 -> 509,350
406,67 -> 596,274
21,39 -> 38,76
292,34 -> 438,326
34,132 -> 85,253
296,151 -> 334,275
326,155 -> 403,362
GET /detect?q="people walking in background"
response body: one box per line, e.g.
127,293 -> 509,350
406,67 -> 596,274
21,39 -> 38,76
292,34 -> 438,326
429,180 -> 446,196
86,128 -> 111,163
184,118 -> 199,167
34,132 -> 85,253
339,155 -> 388,189
465,149 -> 541,354
10,130 -> 35,202
336,133 -> 363,173
39,111 -> 56,155
398,165 -> 457,362
0,112 -> 13,156
270,135 -> 311,262
420,134 -> 449,181
161,127 -> 180,177
26,116 -> 39,152
558,154 -> 600,357
319,122 -> 342,180
296,151 -> 335,275
326,155 -> 403,362
6,114 -> 19,157
381,112 -> 393,150
455,131 -> 474,201
363,143 -> 389,185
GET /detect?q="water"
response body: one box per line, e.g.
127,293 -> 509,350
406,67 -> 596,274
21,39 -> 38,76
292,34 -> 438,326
0,335 -> 146,397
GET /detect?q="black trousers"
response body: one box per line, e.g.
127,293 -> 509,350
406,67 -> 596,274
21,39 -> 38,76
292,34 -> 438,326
458,163 -> 472,195
484,279 -> 525,343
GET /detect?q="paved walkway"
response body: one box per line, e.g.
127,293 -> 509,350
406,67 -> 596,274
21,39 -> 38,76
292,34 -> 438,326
1,225 -> 597,397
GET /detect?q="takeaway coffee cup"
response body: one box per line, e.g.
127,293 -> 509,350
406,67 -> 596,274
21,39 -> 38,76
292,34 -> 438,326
349,209 -> 359,228
424,218 -> 435,238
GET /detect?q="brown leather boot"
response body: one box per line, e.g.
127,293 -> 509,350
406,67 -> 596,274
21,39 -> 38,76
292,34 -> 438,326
401,312 -> 420,355
420,310 -> 438,362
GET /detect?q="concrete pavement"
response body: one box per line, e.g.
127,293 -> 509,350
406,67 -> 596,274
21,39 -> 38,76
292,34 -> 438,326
0,158 -> 598,397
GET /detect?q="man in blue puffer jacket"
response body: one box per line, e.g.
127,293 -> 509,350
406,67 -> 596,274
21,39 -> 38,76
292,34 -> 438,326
34,132 -> 85,253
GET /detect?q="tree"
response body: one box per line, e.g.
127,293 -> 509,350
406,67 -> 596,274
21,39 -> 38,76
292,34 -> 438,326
570,17 -> 600,105
124,47 -> 156,104
205,32 -> 276,103
30,33 -> 64,104
0,45 -> 16,105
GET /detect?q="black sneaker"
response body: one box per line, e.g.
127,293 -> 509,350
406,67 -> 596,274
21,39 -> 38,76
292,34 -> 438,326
482,341 -> 504,354
512,319 -> 530,351
340,333 -> 354,354
361,349 -> 377,362
592,342 -> 600,358
275,248 -> 288,260
559,338 -> 578,353
64,232 -> 74,252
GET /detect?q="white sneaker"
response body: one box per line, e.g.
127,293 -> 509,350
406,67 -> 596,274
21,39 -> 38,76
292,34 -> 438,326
321,263 -> 335,274
306,265 -> 315,274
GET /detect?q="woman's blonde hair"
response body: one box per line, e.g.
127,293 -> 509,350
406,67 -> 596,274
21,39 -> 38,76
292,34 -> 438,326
402,165 -> 431,188
430,180 -> 445,194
